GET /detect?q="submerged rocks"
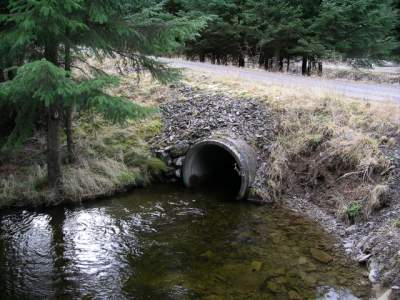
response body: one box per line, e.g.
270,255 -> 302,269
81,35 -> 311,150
310,248 -> 333,263
288,290 -> 302,300
200,250 -> 215,261
266,281 -> 281,293
250,261 -> 263,272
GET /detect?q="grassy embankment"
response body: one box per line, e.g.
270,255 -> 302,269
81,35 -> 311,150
183,70 -> 400,223
1,65 -> 399,223
0,74 -> 172,208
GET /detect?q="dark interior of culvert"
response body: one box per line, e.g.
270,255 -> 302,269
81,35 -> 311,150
187,145 -> 242,197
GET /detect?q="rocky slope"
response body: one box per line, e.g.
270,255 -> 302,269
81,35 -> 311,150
151,85 -> 278,200
152,85 -> 400,297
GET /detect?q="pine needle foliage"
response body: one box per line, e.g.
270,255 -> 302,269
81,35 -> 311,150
0,60 -> 153,148
0,0 -> 205,192
0,60 -> 73,148
73,75 -> 154,124
174,0 -> 399,69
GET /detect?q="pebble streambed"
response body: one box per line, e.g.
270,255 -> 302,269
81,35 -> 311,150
0,185 -> 370,299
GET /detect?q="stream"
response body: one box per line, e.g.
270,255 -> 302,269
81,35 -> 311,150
0,185 -> 371,299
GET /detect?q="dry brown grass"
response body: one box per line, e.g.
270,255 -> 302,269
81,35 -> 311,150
323,67 -> 400,84
183,71 -> 400,220
87,57 -> 180,107
364,184 -> 390,218
0,70 -> 171,208
2,63 -> 398,214
0,116 -> 168,207
0,164 -> 47,206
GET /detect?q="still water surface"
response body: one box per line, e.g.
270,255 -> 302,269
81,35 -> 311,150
0,185 -> 370,299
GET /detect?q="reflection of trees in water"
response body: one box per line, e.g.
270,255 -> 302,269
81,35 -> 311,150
48,207 -> 70,298
0,213 -> 21,297
0,211 -> 54,298
0,189 -> 371,299
59,207 -> 133,299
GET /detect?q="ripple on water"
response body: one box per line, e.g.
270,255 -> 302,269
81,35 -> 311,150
0,185 -> 371,299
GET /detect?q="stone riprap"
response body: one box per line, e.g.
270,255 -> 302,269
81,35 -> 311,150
151,86 -> 277,201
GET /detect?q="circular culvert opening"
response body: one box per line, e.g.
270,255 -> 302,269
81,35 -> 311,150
182,138 -> 257,200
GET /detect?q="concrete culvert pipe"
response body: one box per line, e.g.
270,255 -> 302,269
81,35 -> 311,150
182,137 -> 257,200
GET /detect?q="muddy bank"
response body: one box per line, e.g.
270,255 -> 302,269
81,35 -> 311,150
153,85 -> 400,293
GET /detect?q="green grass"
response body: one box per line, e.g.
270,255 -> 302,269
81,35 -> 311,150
346,202 -> 363,223
394,219 -> 400,229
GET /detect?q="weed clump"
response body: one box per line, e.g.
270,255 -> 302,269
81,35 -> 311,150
394,219 -> 400,229
364,184 -> 390,217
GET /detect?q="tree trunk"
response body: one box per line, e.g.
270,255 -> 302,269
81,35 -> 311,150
268,58 -> 273,70
199,53 -> 205,62
45,43 -> 62,193
238,53 -> 245,67
318,61 -> 323,76
272,57 -> 278,71
273,48 -> 280,71
265,58 -> 271,70
64,41 -> 75,164
65,106 -> 74,163
49,209 -> 68,295
312,60 -> 316,71
286,58 -> 290,72
302,57 -> 307,75
47,100 -> 62,192
307,59 -> 311,76
258,51 -> 265,68
279,57 -> 284,72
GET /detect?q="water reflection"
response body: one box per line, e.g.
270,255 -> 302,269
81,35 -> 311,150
0,185 -> 371,299
0,212 -> 54,298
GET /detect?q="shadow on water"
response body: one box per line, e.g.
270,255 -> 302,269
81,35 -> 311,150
0,184 -> 371,299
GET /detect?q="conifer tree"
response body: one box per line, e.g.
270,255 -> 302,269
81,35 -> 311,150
246,0 -> 303,71
0,0 -> 204,195
177,0 -> 398,72
315,0 -> 398,62
393,0 -> 400,60
179,0 -> 248,65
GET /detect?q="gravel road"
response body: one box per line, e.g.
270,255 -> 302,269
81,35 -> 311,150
162,58 -> 400,103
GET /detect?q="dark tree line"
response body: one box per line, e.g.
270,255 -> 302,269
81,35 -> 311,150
167,0 -> 400,74
395,0 -> 400,58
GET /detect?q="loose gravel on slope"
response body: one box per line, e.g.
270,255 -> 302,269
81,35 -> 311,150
152,85 -> 278,199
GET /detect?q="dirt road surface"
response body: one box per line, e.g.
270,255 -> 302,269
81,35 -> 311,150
162,58 -> 400,103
